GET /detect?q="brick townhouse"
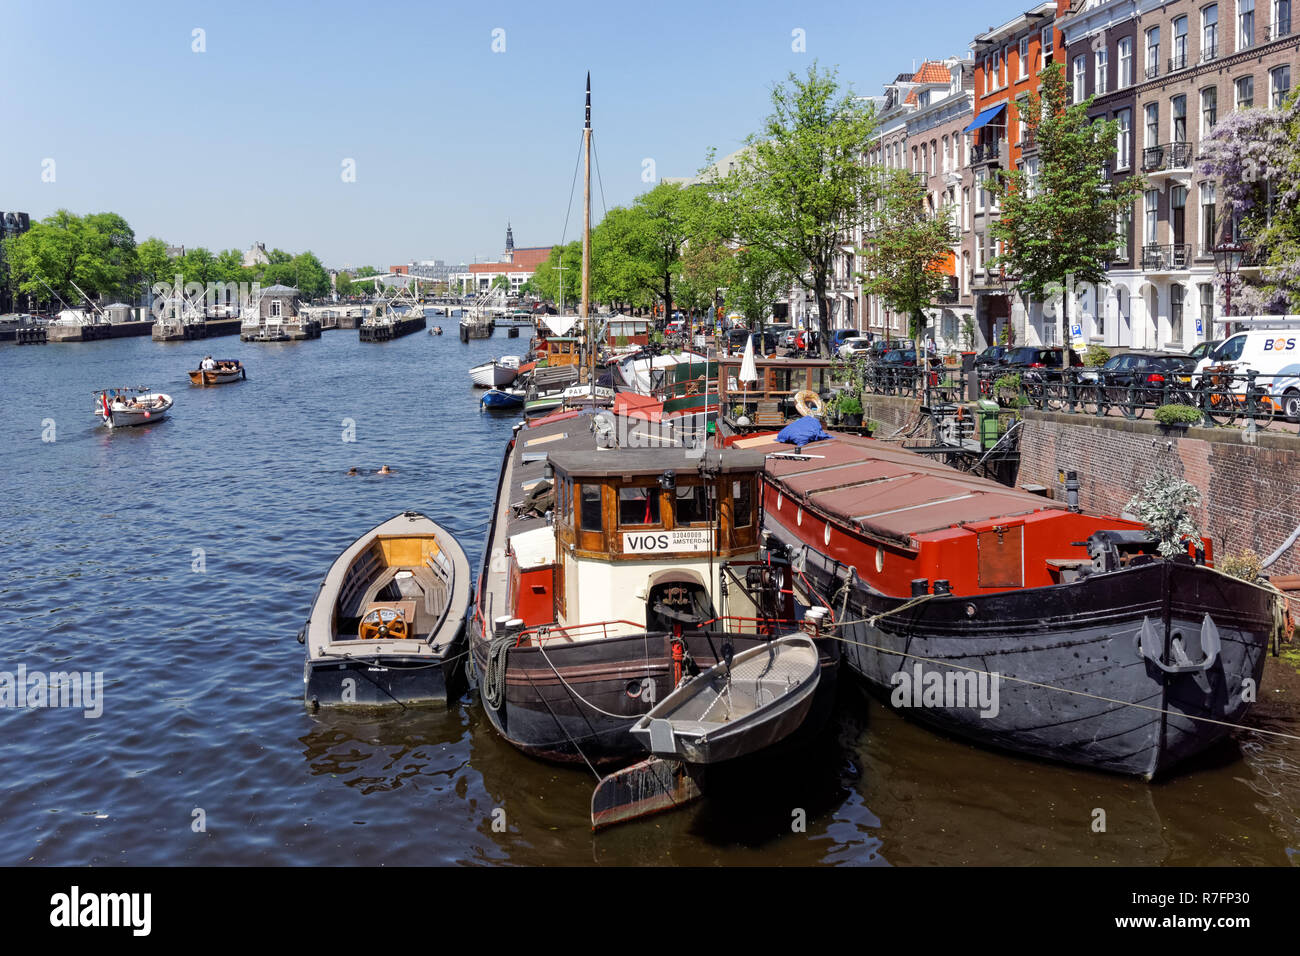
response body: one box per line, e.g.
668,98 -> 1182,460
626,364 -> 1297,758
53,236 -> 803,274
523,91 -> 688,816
855,59 -> 976,349
967,0 -> 1073,349
1059,0 -> 1299,353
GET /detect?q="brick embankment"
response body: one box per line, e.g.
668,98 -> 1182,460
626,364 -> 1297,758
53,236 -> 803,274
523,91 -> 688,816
1018,410 -> 1300,576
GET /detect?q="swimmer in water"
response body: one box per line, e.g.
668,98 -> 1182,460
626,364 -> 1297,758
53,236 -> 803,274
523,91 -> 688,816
346,467 -> 358,476
376,465 -> 392,475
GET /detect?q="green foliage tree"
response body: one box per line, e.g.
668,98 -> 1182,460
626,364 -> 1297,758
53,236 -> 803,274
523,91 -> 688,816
989,63 -> 1141,366
714,63 -> 880,356
3,209 -> 140,307
728,246 -> 792,338
856,168 -> 956,354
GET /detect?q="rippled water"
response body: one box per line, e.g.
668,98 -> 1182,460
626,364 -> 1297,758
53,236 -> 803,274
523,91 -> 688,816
1,328 -> 1297,866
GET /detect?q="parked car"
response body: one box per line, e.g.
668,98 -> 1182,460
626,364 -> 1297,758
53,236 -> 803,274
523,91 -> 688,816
1187,339 -> 1223,362
999,346 -> 1083,382
837,336 -> 873,358
727,328 -> 779,353
1081,352 -> 1196,404
831,328 -> 868,350
1193,329 -> 1300,421
878,347 -> 917,367
973,345 -> 1009,368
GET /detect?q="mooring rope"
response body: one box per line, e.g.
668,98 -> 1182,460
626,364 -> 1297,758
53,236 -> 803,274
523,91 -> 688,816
481,634 -> 514,712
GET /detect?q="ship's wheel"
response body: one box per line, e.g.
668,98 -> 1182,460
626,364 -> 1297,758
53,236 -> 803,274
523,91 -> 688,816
358,607 -> 408,641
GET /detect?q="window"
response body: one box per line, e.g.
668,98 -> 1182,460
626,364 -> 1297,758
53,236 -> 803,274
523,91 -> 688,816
1236,74 -> 1255,107
1271,64 -> 1292,106
1073,55 -> 1087,102
962,187 -> 971,230
1145,190 -> 1159,244
1170,285 -> 1185,345
1042,26 -> 1054,61
941,135 -> 949,173
270,299 -> 282,317
921,142 -> 928,175
1117,207 -> 1133,260
1201,182 -> 1217,252
1146,26 -> 1161,78
1116,109 -> 1132,168
1201,86 -> 1218,136
975,231 -> 985,271
1240,0 -> 1256,47
1172,17 -> 1189,70
580,485 -> 602,532
1202,5 -> 1219,59
732,480 -> 752,528
1200,283 -> 1215,325
975,170 -> 986,212
1171,185 -> 1187,248
1171,94 -> 1187,143
674,485 -> 713,525
1000,47 -> 1008,87
1145,102 -> 1159,147
618,486 -> 660,526
1275,0 -> 1293,39
1095,47 -> 1109,95
1019,37 -> 1029,79
1118,37 -> 1133,88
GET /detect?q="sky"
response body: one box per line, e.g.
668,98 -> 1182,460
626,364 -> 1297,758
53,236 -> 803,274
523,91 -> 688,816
1,0 -> 1018,270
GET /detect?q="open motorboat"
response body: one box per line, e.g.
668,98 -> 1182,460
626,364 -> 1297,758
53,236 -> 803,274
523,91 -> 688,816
94,388 -> 173,428
188,359 -> 246,386
481,388 -> 525,410
469,355 -> 522,388
302,511 -> 471,707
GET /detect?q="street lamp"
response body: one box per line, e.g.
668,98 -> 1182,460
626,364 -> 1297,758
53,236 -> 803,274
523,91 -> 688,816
1213,241 -> 1245,325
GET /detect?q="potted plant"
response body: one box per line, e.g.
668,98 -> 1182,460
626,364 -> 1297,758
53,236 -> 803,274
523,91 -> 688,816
839,394 -> 864,427
1153,403 -> 1202,431
993,372 -> 1022,408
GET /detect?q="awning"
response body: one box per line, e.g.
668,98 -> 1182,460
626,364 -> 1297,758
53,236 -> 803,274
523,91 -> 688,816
962,103 -> 1006,133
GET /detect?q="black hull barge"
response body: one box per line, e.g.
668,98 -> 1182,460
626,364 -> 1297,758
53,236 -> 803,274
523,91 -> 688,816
746,431 -> 1280,779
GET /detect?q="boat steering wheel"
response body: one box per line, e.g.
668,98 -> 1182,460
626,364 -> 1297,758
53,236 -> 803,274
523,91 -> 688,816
358,607 -> 408,641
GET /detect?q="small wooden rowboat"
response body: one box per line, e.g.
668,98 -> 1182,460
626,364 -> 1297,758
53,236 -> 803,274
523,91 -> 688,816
188,361 -> 246,386
628,634 -> 821,765
301,511 -> 470,707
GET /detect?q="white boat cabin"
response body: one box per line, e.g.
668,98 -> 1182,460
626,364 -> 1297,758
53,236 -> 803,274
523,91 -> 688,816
504,447 -> 766,640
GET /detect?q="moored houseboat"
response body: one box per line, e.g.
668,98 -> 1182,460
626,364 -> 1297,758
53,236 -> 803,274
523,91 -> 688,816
468,412 -> 839,766
741,429 -> 1282,778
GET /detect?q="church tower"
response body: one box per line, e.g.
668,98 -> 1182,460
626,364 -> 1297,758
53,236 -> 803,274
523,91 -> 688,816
505,222 -> 515,261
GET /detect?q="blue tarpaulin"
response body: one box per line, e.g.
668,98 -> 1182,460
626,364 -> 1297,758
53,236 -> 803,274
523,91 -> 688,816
777,416 -> 832,448
962,103 -> 1006,133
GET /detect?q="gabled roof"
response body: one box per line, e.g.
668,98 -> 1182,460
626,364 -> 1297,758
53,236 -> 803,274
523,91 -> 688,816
912,61 -> 953,85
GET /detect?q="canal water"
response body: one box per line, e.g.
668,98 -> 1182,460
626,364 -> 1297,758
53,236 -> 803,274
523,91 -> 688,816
1,327 -> 1296,866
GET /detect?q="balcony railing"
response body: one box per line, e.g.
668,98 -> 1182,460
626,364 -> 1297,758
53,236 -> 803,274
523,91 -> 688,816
1168,52 -> 1188,72
1018,129 -> 1038,153
1269,17 -> 1292,40
971,140 -> 1003,166
1200,43 -> 1219,63
1141,243 -> 1193,271
933,278 -> 960,304
1141,141 -> 1195,172
1145,60 -> 1160,80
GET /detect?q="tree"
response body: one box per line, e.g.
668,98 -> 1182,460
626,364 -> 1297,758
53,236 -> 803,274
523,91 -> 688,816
2,210 -> 139,306
676,240 -> 736,320
989,63 -> 1141,366
728,246 -> 791,342
856,168 -> 957,351
598,186 -> 694,318
1198,92 -> 1300,313
716,63 -> 880,356
532,241 -> 582,309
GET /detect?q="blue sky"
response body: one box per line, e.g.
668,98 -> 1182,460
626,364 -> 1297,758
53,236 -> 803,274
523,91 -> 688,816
2,0 -> 1015,269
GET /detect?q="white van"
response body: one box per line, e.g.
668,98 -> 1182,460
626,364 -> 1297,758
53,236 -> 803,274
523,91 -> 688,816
1193,330 -> 1300,421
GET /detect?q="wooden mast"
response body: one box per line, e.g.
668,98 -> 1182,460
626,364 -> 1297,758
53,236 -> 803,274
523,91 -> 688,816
581,72 -> 593,388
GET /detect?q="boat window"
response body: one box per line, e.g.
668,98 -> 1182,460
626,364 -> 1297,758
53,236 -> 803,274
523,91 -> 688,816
618,486 -> 661,525
733,479 -> 753,528
580,485 -> 602,531
675,484 -> 714,525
